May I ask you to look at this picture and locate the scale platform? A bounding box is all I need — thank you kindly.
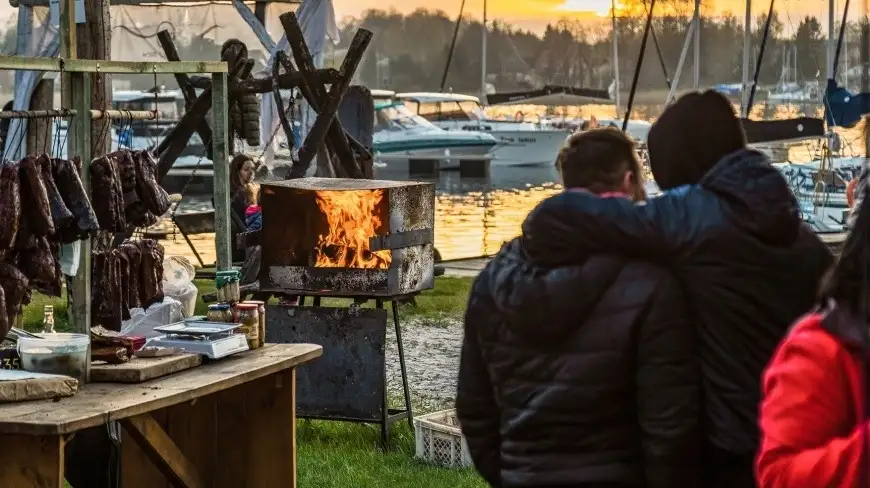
[147,321,249,359]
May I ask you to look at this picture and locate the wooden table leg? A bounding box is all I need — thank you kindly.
[242,368,297,488]
[121,413,205,488]
[0,434,65,487]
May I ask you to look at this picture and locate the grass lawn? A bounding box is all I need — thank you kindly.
[32,275,483,488]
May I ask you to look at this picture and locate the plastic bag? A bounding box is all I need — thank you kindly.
[59,241,81,276]
[162,256,198,316]
[121,296,186,338]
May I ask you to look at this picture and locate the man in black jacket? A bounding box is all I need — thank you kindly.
[457,128,700,488]
[521,91,833,488]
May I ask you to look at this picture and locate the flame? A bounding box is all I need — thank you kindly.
[313,189,391,269]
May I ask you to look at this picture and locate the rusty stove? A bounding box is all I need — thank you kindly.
[259,177,435,297]
[260,177,435,448]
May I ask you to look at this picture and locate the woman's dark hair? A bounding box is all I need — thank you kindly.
[819,195,870,318]
[647,90,746,190]
[230,154,253,193]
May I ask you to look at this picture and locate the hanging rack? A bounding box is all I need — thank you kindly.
[0,0,230,382]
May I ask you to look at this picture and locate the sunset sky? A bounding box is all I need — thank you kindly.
[0,0,852,35]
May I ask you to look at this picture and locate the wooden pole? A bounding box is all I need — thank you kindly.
[212,72,232,271]
[76,0,112,159]
[26,79,53,155]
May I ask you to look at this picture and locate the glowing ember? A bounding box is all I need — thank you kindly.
[313,189,391,269]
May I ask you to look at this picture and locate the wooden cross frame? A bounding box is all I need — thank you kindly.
[152,13,375,181]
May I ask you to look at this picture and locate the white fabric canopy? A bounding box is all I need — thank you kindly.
[6,7,59,161]
[259,0,339,164]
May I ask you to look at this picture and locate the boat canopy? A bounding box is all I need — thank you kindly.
[741,117,825,144]
[486,85,612,106]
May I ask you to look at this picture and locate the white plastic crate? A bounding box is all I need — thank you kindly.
[414,409,474,469]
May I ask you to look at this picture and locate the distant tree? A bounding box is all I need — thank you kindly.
[794,16,825,81]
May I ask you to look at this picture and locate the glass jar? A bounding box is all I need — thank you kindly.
[207,303,234,323]
[243,300,266,347]
[234,303,259,349]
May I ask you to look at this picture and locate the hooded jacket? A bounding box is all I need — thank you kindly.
[456,234,700,488]
[756,304,870,488]
[520,148,833,458]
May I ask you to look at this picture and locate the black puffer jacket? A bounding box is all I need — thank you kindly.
[521,148,833,459]
[456,236,700,488]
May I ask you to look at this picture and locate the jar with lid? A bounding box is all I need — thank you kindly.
[243,300,266,347]
[207,303,234,323]
[234,303,259,349]
[215,270,242,303]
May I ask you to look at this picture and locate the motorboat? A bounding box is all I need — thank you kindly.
[396,92,569,167]
[373,101,498,169]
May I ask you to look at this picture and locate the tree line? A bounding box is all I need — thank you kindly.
[337,7,862,95]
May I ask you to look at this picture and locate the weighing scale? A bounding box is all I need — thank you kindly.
[146,322,249,359]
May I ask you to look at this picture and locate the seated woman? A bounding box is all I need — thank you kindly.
[224,154,259,262]
[755,173,870,487]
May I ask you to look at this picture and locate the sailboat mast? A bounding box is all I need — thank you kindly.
[612,0,621,114]
[829,0,836,79]
[741,0,752,116]
[481,0,488,100]
[693,0,701,88]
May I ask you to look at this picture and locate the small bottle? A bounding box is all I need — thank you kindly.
[42,305,55,334]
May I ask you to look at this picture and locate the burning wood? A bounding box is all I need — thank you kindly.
[313,190,390,269]
[259,178,436,296]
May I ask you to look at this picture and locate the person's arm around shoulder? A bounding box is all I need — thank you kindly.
[636,271,701,488]
[456,286,502,488]
[756,317,867,488]
[522,188,703,266]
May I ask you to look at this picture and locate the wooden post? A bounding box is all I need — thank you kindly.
[76,0,112,158]
[212,72,232,271]
[26,79,53,155]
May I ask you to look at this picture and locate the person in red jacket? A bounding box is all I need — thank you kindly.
[756,183,870,487]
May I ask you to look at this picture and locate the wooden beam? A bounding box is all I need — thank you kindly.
[156,29,214,159]
[286,23,373,178]
[211,72,232,272]
[26,79,53,155]
[0,56,228,74]
[77,0,112,160]
[121,414,205,488]
[14,0,301,5]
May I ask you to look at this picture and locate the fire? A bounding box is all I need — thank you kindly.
[313,189,391,269]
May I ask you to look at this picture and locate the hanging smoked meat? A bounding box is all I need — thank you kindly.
[134,151,171,216]
[52,158,99,242]
[111,150,157,228]
[90,156,126,232]
[36,154,73,233]
[117,240,142,309]
[19,237,61,297]
[92,251,124,331]
[0,286,9,342]
[19,156,54,238]
[0,263,28,320]
[138,239,165,310]
[0,161,21,248]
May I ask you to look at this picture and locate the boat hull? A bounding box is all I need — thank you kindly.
[487,130,567,167]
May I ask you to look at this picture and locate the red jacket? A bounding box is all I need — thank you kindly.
[756,309,870,487]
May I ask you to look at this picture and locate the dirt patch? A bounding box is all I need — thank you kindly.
[385,315,463,412]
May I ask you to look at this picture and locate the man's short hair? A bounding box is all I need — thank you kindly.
[556,127,640,192]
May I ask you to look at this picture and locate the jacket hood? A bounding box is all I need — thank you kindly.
[481,238,623,344]
[699,148,800,246]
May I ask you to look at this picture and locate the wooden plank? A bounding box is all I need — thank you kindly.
[0,344,322,436]
[26,79,53,155]
[213,381,249,488]
[243,369,297,488]
[166,396,217,488]
[121,413,205,488]
[0,434,65,488]
[0,374,78,403]
[212,71,232,271]
[90,354,203,383]
[0,56,228,74]
[122,409,168,487]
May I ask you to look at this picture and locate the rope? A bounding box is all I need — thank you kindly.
[623,0,657,132]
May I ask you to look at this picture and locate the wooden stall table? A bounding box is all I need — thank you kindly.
[0,343,322,488]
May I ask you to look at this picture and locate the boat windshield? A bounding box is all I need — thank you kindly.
[375,104,440,131]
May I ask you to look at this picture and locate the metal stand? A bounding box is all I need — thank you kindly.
[272,295,415,450]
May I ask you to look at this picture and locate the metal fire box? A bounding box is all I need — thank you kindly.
[259,177,436,296]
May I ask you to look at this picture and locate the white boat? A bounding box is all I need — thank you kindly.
[373,100,498,169]
[395,92,569,167]
[767,81,820,103]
